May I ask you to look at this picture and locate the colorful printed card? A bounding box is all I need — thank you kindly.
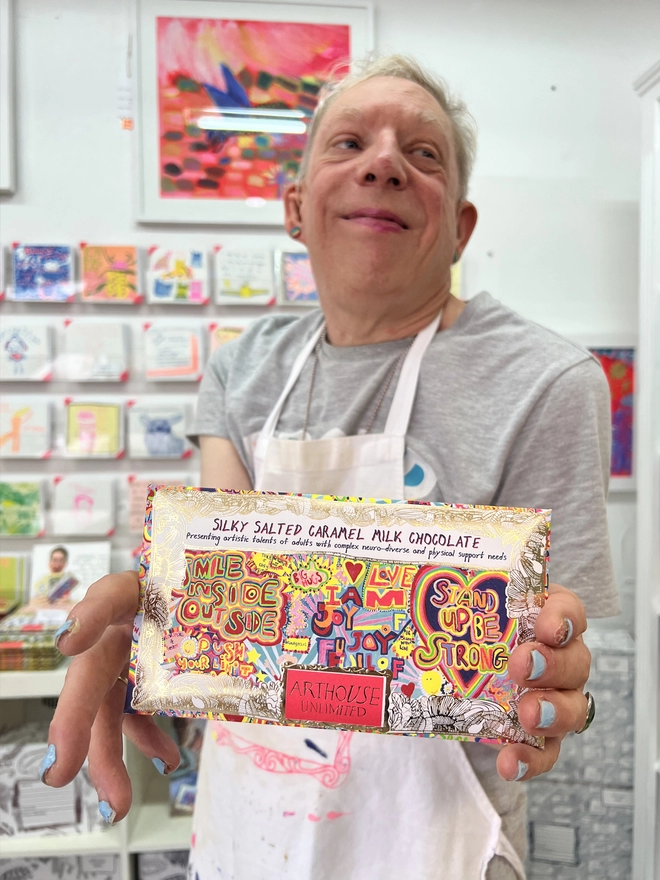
[58,322,129,382]
[0,553,29,616]
[80,244,141,304]
[50,475,115,537]
[143,323,204,382]
[208,320,250,354]
[0,397,51,459]
[65,401,123,458]
[589,348,634,482]
[0,481,44,537]
[10,245,75,302]
[127,401,192,459]
[128,488,550,746]
[277,251,319,306]
[146,248,209,305]
[214,247,275,306]
[0,323,53,381]
[30,541,111,604]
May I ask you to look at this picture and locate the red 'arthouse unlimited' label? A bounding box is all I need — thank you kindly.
[284,667,388,729]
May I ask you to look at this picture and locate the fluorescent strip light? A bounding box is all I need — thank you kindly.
[196,116,307,134]
[201,107,308,120]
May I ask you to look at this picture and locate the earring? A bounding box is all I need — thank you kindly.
[289,226,302,239]
[452,251,459,264]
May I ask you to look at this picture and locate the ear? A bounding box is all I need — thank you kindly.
[454,201,478,259]
[283,183,306,243]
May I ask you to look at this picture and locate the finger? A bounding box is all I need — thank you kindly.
[534,582,587,647]
[122,714,181,775]
[497,737,562,782]
[88,676,133,824]
[55,571,139,656]
[44,623,133,788]
[517,689,590,738]
[507,638,591,690]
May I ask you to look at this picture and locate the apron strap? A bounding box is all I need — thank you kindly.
[383,309,442,437]
[257,320,325,444]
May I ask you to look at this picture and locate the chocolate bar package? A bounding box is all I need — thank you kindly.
[127,487,550,746]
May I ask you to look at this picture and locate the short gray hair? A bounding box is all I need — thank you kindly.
[297,54,478,201]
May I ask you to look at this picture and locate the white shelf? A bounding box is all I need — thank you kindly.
[0,826,122,858]
[0,661,70,699]
[128,801,191,853]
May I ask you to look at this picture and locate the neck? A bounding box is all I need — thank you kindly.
[321,288,465,346]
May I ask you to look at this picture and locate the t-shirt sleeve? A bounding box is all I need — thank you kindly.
[188,343,236,445]
[494,356,620,618]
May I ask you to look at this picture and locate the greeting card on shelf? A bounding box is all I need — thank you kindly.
[146,247,209,305]
[127,400,193,459]
[57,321,129,382]
[143,322,204,382]
[126,473,192,533]
[50,475,116,537]
[80,244,142,304]
[214,246,275,306]
[208,319,251,354]
[0,553,29,616]
[127,488,549,748]
[0,397,51,459]
[276,250,319,306]
[0,322,53,381]
[29,541,111,604]
[65,400,124,458]
[0,480,44,537]
[10,245,75,302]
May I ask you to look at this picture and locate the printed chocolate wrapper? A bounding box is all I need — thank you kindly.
[127,487,550,747]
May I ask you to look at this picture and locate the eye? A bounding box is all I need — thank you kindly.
[412,147,439,161]
[335,138,360,150]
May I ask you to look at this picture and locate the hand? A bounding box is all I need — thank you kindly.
[42,571,180,824]
[497,582,590,782]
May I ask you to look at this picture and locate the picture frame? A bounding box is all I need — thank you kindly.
[572,334,636,492]
[0,0,16,194]
[134,0,373,225]
[276,248,319,306]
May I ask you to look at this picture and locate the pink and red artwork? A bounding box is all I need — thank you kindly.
[590,348,634,478]
[156,17,350,201]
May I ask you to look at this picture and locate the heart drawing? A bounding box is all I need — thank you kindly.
[409,566,517,699]
[344,561,364,583]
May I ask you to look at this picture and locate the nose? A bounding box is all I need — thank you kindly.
[358,133,407,189]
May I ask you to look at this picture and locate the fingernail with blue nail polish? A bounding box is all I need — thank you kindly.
[98,801,116,825]
[528,649,546,681]
[54,618,77,649]
[514,761,528,781]
[152,758,167,775]
[557,618,573,646]
[40,744,56,782]
[538,700,556,729]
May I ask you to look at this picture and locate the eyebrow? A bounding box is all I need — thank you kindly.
[327,105,451,145]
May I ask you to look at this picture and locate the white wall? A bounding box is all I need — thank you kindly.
[3,0,659,335]
[1,0,653,627]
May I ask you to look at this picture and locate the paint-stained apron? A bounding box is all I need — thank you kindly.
[189,313,525,880]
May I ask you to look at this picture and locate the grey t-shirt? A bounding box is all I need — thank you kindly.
[191,291,619,878]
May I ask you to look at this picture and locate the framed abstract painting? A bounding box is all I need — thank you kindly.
[589,346,635,491]
[134,0,373,225]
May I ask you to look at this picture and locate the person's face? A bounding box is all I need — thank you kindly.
[49,551,66,573]
[285,76,477,306]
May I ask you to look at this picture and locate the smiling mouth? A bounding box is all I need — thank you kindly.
[343,209,408,229]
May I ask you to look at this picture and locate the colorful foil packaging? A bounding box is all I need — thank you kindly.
[127,487,550,747]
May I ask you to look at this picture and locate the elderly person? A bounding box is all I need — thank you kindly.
[44,56,618,880]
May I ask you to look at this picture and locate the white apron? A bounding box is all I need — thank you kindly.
[189,313,525,880]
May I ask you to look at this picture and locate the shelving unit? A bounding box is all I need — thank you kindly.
[0,667,191,879]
